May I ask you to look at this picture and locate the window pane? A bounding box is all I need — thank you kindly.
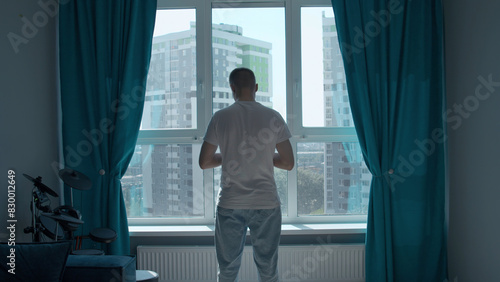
[142,9,197,129]
[210,7,287,216]
[123,144,204,217]
[297,142,370,216]
[301,7,354,128]
[274,168,288,216]
[211,7,286,117]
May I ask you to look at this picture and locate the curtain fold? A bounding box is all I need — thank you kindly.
[59,0,157,255]
[331,0,447,281]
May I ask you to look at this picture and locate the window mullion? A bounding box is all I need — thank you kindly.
[200,0,214,221]
[285,0,300,221]
[200,0,213,130]
[287,0,300,134]
[287,138,299,221]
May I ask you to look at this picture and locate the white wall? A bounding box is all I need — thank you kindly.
[444,0,500,281]
[0,1,60,242]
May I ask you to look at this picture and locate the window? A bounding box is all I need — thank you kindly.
[123,0,370,226]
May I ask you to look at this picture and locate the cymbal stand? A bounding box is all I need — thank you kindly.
[25,187,44,242]
[24,180,51,242]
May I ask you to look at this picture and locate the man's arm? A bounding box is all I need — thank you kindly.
[199,141,222,169]
[273,139,294,171]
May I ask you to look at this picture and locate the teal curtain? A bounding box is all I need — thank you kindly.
[331,0,447,281]
[59,0,157,255]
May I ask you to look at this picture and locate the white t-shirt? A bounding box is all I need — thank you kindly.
[203,101,292,209]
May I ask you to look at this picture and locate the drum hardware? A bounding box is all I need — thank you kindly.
[55,168,91,249]
[23,174,59,197]
[58,168,92,190]
[58,168,91,209]
[23,174,58,242]
[73,227,117,255]
[40,211,84,225]
[29,205,85,241]
[50,205,83,231]
[23,171,86,242]
[33,189,51,212]
[23,168,118,254]
[38,215,65,241]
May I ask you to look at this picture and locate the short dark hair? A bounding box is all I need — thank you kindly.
[229,67,256,91]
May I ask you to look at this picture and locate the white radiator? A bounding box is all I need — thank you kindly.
[137,244,365,282]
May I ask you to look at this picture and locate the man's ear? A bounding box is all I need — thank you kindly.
[255,83,259,93]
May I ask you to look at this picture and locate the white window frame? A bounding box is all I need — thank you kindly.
[128,0,368,226]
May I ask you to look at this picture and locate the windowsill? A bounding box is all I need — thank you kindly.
[129,223,366,237]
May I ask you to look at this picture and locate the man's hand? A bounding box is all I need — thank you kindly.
[199,141,222,169]
[273,139,294,171]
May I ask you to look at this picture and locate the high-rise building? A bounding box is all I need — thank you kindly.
[123,23,273,217]
[322,12,370,214]
[123,15,371,218]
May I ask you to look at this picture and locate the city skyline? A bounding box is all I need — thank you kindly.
[125,18,275,216]
[123,7,370,218]
[152,8,337,126]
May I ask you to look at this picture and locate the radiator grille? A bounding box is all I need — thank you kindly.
[137,244,365,282]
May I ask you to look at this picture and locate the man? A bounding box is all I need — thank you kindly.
[199,67,294,282]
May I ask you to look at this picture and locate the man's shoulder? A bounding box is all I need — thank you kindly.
[213,103,237,117]
[251,102,282,115]
[213,102,283,119]
[261,105,285,120]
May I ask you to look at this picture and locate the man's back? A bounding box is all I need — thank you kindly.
[199,67,293,282]
[204,101,291,209]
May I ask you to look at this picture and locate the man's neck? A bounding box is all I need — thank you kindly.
[237,97,255,102]
[235,92,255,102]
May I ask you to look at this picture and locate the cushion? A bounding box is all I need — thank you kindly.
[63,254,136,282]
[0,240,72,282]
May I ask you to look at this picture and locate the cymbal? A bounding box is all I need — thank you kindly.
[40,212,84,225]
[23,174,59,197]
[59,169,91,190]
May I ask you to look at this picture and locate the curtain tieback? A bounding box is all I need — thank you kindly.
[373,169,396,191]
[103,168,123,181]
